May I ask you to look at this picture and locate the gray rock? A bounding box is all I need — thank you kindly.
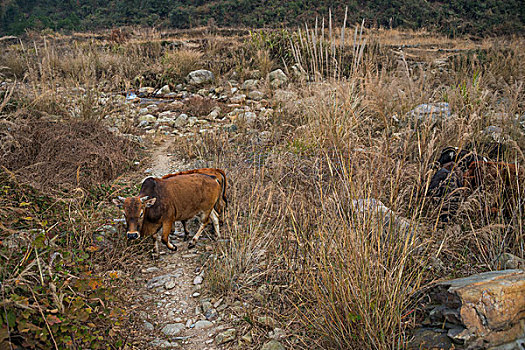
[143,320,154,331]
[156,85,170,96]
[204,308,218,321]
[409,102,451,123]
[139,107,149,115]
[268,69,288,89]
[194,320,214,330]
[241,79,259,91]
[215,328,236,345]
[269,328,286,340]
[165,279,176,290]
[146,274,177,289]
[351,198,417,246]
[261,340,286,350]
[161,323,185,336]
[238,112,257,124]
[247,90,264,101]
[496,253,525,269]
[230,94,246,104]
[186,70,215,86]
[201,301,213,313]
[193,275,204,285]
[139,87,155,95]
[139,114,156,123]
[149,339,180,348]
[173,114,188,128]
[257,316,276,328]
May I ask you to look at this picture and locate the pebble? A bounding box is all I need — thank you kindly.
[215,328,237,345]
[194,320,214,330]
[192,292,201,298]
[165,279,176,290]
[161,323,185,336]
[143,320,154,331]
[193,275,203,285]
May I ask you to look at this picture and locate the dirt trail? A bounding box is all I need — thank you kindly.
[127,139,229,350]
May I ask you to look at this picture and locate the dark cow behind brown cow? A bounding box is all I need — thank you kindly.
[113,173,221,252]
[428,147,525,220]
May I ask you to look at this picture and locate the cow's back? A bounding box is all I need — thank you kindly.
[159,174,221,221]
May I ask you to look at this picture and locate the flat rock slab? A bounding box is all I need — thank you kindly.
[413,269,525,349]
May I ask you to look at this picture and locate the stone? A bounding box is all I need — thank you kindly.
[241,332,252,343]
[186,319,193,328]
[201,301,213,313]
[247,90,264,101]
[261,340,286,350]
[143,320,154,331]
[161,323,185,336]
[138,107,149,115]
[496,253,525,270]
[193,275,204,285]
[257,316,276,328]
[414,270,525,349]
[409,102,451,123]
[173,114,188,128]
[156,85,170,96]
[149,339,180,348]
[241,79,259,91]
[351,198,417,246]
[186,70,215,86]
[215,329,236,345]
[204,308,218,321]
[230,94,246,104]
[407,329,453,350]
[165,279,176,290]
[194,320,214,330]
[146,274,177,289]
[269,328,286,340]
[238,112,257,124]
[139,114,156,123]
[273,89,297,103]
[139,87,155,95]
[268,69,288,89]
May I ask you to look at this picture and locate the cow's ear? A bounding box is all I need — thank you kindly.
[112,198,123,208]
[144,197,157,208]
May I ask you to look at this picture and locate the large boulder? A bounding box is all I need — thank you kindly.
[410,269,525,349]
[186,69,215,86]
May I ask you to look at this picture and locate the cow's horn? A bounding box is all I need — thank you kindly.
[118,196,126,201]
[140,196,149,202]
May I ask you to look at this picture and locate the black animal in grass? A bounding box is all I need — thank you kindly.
[427,147,487,222]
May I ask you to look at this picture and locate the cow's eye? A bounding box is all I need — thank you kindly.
[140,212,144,218]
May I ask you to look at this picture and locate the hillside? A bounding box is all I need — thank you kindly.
[1,0,524,36]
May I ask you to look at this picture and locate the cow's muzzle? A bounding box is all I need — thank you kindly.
[127,232,139,240]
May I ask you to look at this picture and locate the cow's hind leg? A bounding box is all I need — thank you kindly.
[181,220,190,241]
[162,220,177,251]
[188,213,211,249]
[210,209,220,239]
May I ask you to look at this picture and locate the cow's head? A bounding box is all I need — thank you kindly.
[113,195,156,239]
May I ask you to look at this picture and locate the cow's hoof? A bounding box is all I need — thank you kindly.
[183,235,189,242]
[188,242,195,249]
[166,242,177,251]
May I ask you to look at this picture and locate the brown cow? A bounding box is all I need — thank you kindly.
[113,173,221,252]
[162,168,227,241]
[463,161,524,190]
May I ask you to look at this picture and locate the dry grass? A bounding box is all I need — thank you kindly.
[1,26,524,349]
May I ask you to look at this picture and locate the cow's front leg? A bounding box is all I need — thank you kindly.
[162,220,177,251]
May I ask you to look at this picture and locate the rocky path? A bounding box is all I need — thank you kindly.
[126,139,236,350]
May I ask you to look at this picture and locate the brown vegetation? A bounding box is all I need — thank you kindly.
[0,25,524,349]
